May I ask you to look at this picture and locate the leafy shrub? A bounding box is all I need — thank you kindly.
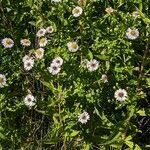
[0,0,150,149]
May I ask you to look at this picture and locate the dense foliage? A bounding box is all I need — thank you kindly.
[0,0,150,149]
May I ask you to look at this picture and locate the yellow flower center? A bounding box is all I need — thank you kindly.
[0,77,4,83]
[74,8,80,14]
[40,38,46,44]
[71,43,78,49]
[131,30,136,36]
[6,39,13,45]
[36,49,42,55]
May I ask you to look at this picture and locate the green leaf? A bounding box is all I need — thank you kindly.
[70,130,79,137]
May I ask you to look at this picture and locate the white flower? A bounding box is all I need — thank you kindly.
[132,11,140,17]
[51,0,61,2]
[48,63,61,75]
[114,89,127,102]
[72,6,83,17]
[67,41,79,52]
[105,7,114,14]
[1,38,14,48]
[35,48,44,59]
[101,74,108,83]
[126,28,139,40]
[24,94,36,107]
[52,57,63,67]
[22,55,32,63]
[87,59,99,72]
[0,74,6,88]
[78,111,90,124]
[36,28,46,37]
[39,37,48,47]
[46,26,54,33]
[20,39,31,46]
[23,58,34,71]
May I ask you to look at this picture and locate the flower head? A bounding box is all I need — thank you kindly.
[48,63,61,75]
[0,74,6,88]
[78,111,90,124]
[24,94,36,107]
[46,26,54,33]
[114,89,127,102]
[36,28,46,37]
[39,37,48,47]
[35,48,44,59]
[87,59,99,72]
[101,74,108,83]
[1,38,14,48]
[132,11,140,17]
[126,28,139,40]
[105,7,114,14]
[20,39,31,46]
[67,41,79,52]
[23,58,34,71]
[52,57,63,67]
[72,6,83,17]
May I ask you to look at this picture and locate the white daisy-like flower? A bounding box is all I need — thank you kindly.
[20,39,31,46]
[46,26,54,33]
[38,37,48,47]
[23,59,34,71]
[126,28,139,40]
[0,74,6,88]
[36,28,46,37]
[105,7,114,14]
[1,38,14,48]
[78,111,90,124]
[87,59,99,72]
[132,11,140,17]
[48,63,61,75]
[35,48,44,59]
[52,57,63,67]
[67,41,79,52]
[51,0,61,2]
[101,74,108,83]
[22,55,33,63]
[72,6,83,17]
[114,89,127,102]
[24,94,36,107]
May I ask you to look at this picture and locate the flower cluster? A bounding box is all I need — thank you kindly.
[48,57,63,75]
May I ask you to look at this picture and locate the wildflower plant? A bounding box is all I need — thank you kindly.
[0,0,150,149]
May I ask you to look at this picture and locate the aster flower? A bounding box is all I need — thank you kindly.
[72,6,83,17]
[22,55,32,63]
[46,26,54,33]
[101,74,108,83]
[0,74,6,88]
[48,63,61,75]
[105,7,114,14]
[126,28,139,40]
[132,11,140,17]
[87,59,99,72]
[23,58,34,71]
[36,28,46,37]
[52,57,63,67]
[78,111,90,124]
[114,89,127,102]
[67,41,79,52]
[1,38,14,48]
[20,39,31,46]
[38,37,48,47]
[35,48,44,59]
[24,94,36,107]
